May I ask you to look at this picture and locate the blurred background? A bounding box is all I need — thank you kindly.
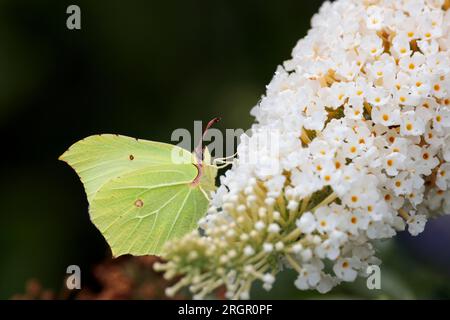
[1,0,449,299]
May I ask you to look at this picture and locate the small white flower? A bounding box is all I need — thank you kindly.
[400,110,427,136]
[268,223,281,233]
[367,87,390,106]
[314,206,337,234]
[316,274,338,294]
[255,220,265,231]
[296,212,316,234]
[263,243,274,253]
[275,241,284,251]
[294,263,322,290]
[292,243,303,254]
[243,245,255,256]
[372,105,401,127]
[287,200,299,211]
[407,213,427,236]
[436,163,450,190]
[263,273,275,285]
[333,258,359,282]
[366,6,384,30]
[392,34,412,58]
[360,34,384,57]
[399,52,426,73]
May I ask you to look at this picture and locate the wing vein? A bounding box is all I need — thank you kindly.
[157,188,193,252]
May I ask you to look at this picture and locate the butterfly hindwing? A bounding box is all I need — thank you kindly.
[90,164,208,256]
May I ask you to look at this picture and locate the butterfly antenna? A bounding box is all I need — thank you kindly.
[213,151,237,168]
[194,117,221,164]
[214,151,238,162]
[192,117,221,186]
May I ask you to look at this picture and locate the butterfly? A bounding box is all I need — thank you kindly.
[60,118,221,256]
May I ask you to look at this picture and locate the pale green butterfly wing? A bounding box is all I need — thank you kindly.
[59,134,216,257]
[90,164,208,256]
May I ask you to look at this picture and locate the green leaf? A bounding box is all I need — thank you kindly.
[59,134,217,256]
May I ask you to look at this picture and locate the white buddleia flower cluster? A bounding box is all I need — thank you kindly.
[155,0,450,299]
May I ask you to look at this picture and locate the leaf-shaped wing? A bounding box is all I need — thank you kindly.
[60,134,216,257]
[90,164,208,256]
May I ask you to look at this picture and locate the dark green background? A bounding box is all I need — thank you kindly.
[1,0,449,299]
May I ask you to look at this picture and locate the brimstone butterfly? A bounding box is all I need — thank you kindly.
[59,119,220,257]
